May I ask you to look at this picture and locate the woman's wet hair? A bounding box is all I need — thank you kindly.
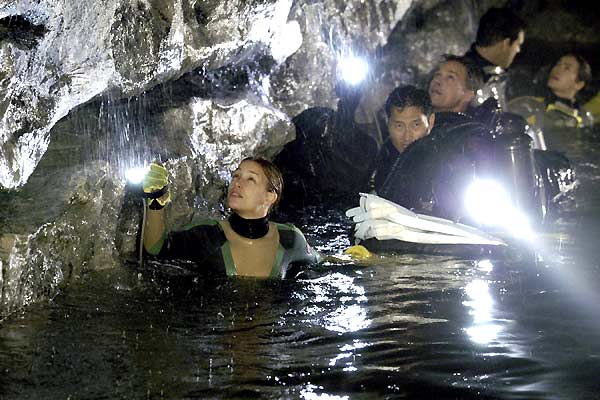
[241,156,283,211]
[385,85,433,118]
[561,53,592,84]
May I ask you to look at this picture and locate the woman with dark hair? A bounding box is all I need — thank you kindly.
[509,52,592,135]
[544,53,592,127]
[141,157,320,279]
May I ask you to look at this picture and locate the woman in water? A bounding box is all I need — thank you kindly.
[509,52,592,133]
[507,52,592,150]
[544,52,592,127]
[142,157,320,279]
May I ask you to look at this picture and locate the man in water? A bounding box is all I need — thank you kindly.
[378,57,487,219]
[373,85,435,192]
[462,7,526,109]
[428,55,482,115]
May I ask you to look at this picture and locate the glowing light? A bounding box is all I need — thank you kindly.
[338,55,368,85]
[125,166,149,184]
[466,324,502,344]
[464,178,534,239]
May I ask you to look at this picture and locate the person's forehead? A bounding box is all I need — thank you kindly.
[236,160,263,176]
[558,55,578,67]
[439,61,467,76]
[390,105,427,120]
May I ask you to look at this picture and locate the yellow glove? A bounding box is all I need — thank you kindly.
[343,245,373,260]
[143,162,171,210]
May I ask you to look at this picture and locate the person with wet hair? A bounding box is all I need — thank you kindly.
[463,7,526,109]
[544,53,592,127]
[508,52,593,141]
[428,55,484,115]
[377,57,492,219]
[142,157,320,279]
[373,85,435,192]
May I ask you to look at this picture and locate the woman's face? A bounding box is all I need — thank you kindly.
[227,160,276,219]
[547,55,584,98]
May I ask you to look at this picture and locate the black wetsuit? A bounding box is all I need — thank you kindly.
[378,112,493,220]
[275,104,378,207]
[147,215,320,279]
[372,140,401,193]
[463,45,509,109]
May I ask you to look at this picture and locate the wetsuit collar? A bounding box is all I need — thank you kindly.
[546,90,578,109]
[228,212,269,239]
[464,45,506,80]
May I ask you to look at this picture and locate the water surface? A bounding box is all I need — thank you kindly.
[1,128,600,399]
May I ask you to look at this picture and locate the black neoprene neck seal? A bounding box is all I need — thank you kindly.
[228,212,269,239]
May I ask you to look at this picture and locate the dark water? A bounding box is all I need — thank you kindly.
[2,129,600,399]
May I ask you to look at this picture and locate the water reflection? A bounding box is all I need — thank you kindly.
[295,273,370,334]
[300,384,349,400]
[328,340,369,370]
[463,279,502,345]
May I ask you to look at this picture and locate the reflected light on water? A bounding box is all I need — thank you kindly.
[329,340,369,367]
[298,273,370,334]
[301,384,349,400]
[323,304,370,334]
[463,279,502,345]
[476,259,494,273]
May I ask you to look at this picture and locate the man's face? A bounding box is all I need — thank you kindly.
[547,55,585,97]
[428,60,473,113]
[500,30,524,69]
[387,105,434,152]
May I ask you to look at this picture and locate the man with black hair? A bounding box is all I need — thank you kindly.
[463,7,526,109]
[377,57,491,218]
[373,85,435,191]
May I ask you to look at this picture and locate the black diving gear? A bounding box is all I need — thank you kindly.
[228,212,270,239]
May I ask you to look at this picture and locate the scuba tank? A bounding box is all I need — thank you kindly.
[475,112,546,227]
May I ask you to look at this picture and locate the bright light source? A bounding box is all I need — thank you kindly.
[465,179,509,226]
[125,166,149,184]
[464,178,534,239]
[338,55,368,85]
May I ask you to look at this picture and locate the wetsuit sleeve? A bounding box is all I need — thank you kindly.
[278,223,321,266]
